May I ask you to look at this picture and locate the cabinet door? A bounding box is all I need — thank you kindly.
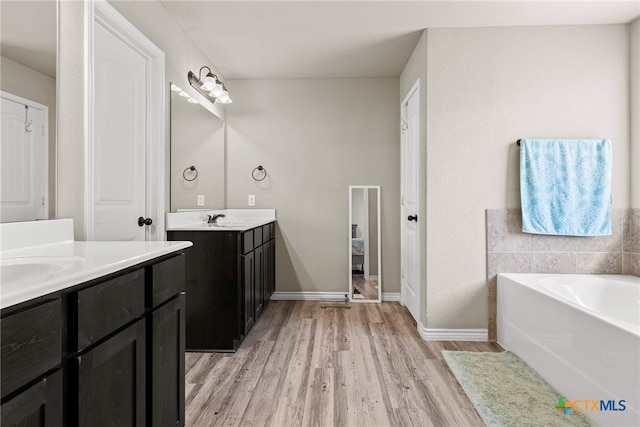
[242,251,254,334]
[76,320,145,427]
[265,239,275,298]
[0,369,62,427]
[254,245,264,318]
[150,294,185,427]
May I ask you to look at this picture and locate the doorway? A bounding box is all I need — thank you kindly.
[400,79,421,323]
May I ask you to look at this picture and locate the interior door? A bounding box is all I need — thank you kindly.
[401,84,420,323]
[1,94,47,222]
[92,21,147,241]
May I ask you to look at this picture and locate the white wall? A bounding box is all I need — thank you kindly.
[57,0,86,238]
[225,78,400,293]
[1,56,57,219]
[631,18,640,208]
[424,25,630,329]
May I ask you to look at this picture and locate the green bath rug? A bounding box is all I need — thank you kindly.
[442,351,592,427]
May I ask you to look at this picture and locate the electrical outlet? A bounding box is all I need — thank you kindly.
[248,194,256,206]
[197,195,205,206]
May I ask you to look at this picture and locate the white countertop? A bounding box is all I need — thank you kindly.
[166,209,276,231]
[1,219,192,310]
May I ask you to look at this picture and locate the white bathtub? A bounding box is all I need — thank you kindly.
[498,274,640,427]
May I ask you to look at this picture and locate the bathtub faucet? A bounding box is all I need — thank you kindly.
[207,213,226,224]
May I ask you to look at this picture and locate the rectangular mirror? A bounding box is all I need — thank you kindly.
[1,0,57,222]
[349,185,381,303]
[169,82,225,211]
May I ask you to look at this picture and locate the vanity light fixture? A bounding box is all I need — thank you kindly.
[188,66,232,105]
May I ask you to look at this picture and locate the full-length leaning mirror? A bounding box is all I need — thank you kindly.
[349,185,382,303]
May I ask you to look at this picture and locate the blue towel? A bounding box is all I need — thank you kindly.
[520,139,612,236]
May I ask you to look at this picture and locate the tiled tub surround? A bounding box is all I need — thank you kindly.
[487,208,640,341]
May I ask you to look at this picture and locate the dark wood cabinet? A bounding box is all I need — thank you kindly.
[264,239,275,298]
[150,294,185,427]
[168,222,276,352]
[242,250,255,335]
[0,252,187,427]
[75,320,146,427]
[1,299,62,398]
[254,244,264,319]
[0,369,63,427]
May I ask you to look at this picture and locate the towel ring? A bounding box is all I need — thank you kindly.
[183,165,198,181]
[252,165,267,182]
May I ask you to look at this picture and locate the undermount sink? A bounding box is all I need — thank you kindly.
[1,256,84,284]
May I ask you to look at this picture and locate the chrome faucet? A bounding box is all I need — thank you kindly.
[207,213,226,224]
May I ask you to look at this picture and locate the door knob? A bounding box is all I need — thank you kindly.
[138,217,153,227]
[407,215,418,222]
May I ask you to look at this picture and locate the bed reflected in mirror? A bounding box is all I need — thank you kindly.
[349,185,381,303]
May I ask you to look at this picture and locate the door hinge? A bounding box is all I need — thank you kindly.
[401,196,404,206]
[41,195,45,206]
[42,126,45,136]
[401,267,405,278]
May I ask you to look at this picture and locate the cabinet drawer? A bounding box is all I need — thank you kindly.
[242,230,253,254]
[253,226,263,248]
[262,224,272,243]
[76,270,145,351]
[1,300,62,398]
[149,255,185,308]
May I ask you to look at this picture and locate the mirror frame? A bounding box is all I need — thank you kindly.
[348,185,382,303]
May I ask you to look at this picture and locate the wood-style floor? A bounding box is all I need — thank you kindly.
[352,274,379,300]
[185,301,502,427]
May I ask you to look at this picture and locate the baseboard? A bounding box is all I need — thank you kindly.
[270,291,347,301]
[270,291,401,302]
[381,292,400,302]
[418,322,488,341]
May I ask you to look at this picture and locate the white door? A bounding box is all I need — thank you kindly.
[0,93,47,222]
[93,21,147,241]
[88,2,165,241]
[401,82,420,323]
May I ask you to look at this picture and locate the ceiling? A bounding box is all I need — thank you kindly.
[159,0,640,80]
[0,1,637,81]
[0,1,57,78]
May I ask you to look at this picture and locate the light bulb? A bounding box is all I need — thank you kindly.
[217,93,232,104]
[209,84,224,98]
[170,84,181,92]
[179,91,190,97]
[187,97,198,104]
[200,74,216,91]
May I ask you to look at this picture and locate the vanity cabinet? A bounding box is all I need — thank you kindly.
[168,222,276,352]
[0,252,187,427]
[1,299,63,427]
